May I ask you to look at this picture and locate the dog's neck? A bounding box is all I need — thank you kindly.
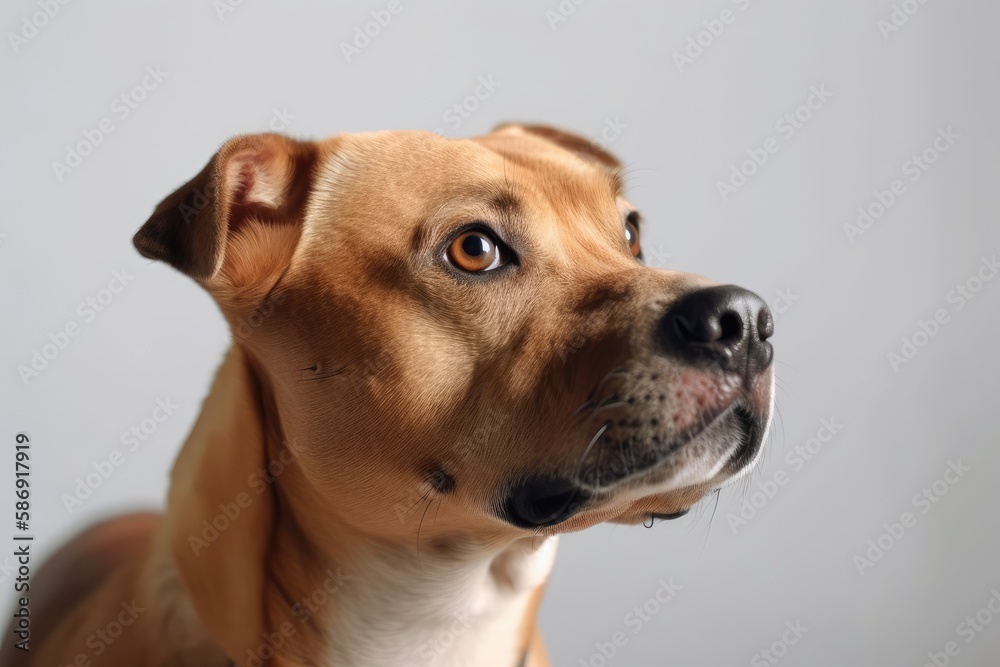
[262,459,556,667]
[291,531,555,667]
[163,347,553,666]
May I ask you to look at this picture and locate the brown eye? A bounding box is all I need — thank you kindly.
[447,229,504,272]
[625,213,641,258]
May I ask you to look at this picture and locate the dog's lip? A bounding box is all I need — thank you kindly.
[723,403,763,474]
[577,396,767,492]
[500,401,766,529]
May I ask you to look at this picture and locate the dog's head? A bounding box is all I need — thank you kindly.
[136,125,773,548]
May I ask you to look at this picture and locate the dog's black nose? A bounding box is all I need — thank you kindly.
[501,476,588,528]
[657,285,773,375]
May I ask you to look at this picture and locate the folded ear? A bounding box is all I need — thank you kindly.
[492,122,622,170]
[134,133,317,303]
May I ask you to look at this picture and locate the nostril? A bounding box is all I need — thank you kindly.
[757,307,774,341]
[718,311,744,343]
[672,310,743,345]
[674,314,721,344]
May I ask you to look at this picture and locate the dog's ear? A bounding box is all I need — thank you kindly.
[166,347,276,661]
[492,123,622,170]
[134,133,317,304]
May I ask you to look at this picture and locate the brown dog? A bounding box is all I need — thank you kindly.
[7,124,774,667]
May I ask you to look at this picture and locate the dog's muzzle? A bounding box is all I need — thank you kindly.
[500,285,775,529]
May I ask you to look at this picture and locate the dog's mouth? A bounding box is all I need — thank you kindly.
[575,397,767,490]
[500,387,772,529]
[725,403,764,473]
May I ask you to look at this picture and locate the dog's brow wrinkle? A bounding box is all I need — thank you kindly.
[485,188,522,219]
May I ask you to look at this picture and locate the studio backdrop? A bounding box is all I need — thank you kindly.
[3,1,998,665]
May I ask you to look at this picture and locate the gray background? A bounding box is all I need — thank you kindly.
[3,1,999,665]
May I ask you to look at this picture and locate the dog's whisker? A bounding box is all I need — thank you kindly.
[402,488,433,519]
[571,367,628,422]
[415,497,435,570]
[431,493,443,531]
[592,400,627,413]
[590,367,627,397]
[572,422,610,486]
[699,488,723,554]
[773,401,787,451]
[596,435,608,487]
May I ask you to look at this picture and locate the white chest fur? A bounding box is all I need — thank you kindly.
[323,537,558,667]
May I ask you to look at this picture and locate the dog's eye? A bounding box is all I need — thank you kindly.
[625,212,641,258]
[447,229,505,273]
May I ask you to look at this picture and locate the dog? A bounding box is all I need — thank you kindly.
[6,124,774,667]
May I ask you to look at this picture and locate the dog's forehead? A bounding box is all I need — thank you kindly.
[302,129,626,251]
